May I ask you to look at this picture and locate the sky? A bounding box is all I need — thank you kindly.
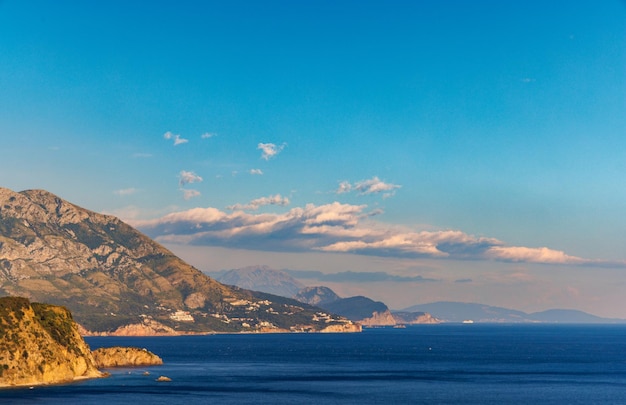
[1,1,625,317]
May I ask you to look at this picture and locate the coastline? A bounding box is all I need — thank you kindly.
[0,372,109,390]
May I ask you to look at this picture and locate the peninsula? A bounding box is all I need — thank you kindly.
[0,297,165,388]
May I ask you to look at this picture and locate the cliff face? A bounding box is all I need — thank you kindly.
[359,310,398,326]
[0,297,104,387]
[0,188,357,334]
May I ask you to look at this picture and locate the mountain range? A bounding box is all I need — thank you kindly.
[404,302,626,323]
[0,187,359,334]
[211,266,624,324]
[212,267,437,325]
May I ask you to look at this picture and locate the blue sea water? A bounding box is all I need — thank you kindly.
[2,324,626,404]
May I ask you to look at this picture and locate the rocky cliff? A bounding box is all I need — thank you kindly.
[0,297,104,387]
[0,188,357,334]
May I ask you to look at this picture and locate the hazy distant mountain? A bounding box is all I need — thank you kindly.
[403,302,528,323]
[212,265,304,298]
[207,266,439,325]
[0,187,359,334]
[404,301,625,324]
[323,296,389,321]
[295,285,437,325]
[296,286,389,322]
[527,309,623,324]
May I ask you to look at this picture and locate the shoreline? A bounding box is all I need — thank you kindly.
[0,372,109,390]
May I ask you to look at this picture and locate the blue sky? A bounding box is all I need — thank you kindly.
[1,1,625,316]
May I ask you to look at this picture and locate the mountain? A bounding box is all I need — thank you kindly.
[403,302,529,323]
[294,286,341,306]
[208,266,439,326]
[0,188,359,334]
[295,285,437,325]
[404,302,625,324]
[323,296,388,321]
[211,265,304,298]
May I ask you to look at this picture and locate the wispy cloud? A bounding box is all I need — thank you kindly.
[201,132,217,139]
[258,142,286,160]
[249,169,263,175]
[227,194,290,211]
[336,181,352,194]
[132,201,616,267]
[113,188,137,196]
[179,170,203,187]
[164,131,188,146]
[285,269,437,283]
[336,176,401,198]
[182,189,201,200]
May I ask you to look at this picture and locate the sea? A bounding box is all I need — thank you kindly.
[2,324,626,404]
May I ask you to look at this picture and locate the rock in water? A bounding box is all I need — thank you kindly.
[91,347,163,368]
[0,297,105,388]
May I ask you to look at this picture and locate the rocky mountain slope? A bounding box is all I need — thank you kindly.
[0,296,104,387]
[0,188,358,334]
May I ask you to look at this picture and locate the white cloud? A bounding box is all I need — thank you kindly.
[227,194,290,211]
[354,176,401,195]
[335,177,401,197]
[132,201,614,268]
[258,142,286,160]
[336,181,352,194]
[179,170,203,187]
[113,188,137,196]
[249,169,263,175]
[182,189,201,200]
[164,131,188,146]
[201,132,216,139]
[485,246,586,265]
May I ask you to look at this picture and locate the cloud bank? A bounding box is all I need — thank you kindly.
[131,201,613,267]
[284,269,437,283]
